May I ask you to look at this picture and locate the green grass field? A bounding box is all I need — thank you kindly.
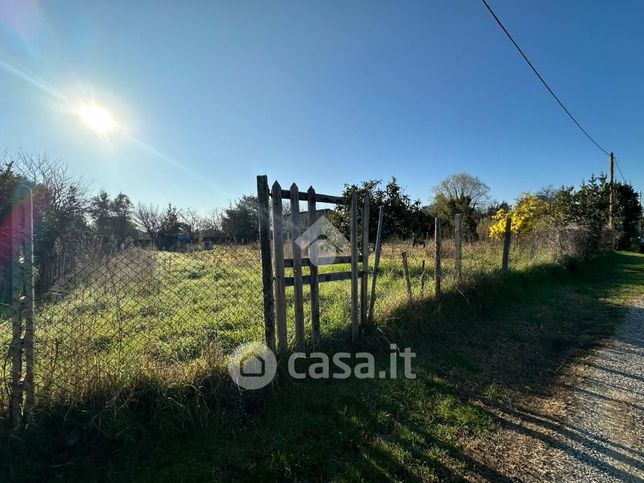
[3,236,642,480]
[2,250,641,480]
[1,237,554,410]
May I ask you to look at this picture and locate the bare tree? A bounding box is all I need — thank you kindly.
[12,152,91,293]
[135,203,162,241]
[432,173,490,210]
[179,207,203,234]
[16,152,90,213]
[431,173,491,240]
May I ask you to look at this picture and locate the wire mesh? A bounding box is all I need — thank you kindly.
[0,222,589,412]
[31,242,263,406]
[0,222,11,413]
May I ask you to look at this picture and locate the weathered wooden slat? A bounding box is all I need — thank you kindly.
[285,270,362,287]
[350,192,359,344]
[360,195,369,328]
[284,255,352,267]
[271,181,287,352]
[367,206,384,324]
[307,186,320,347]
[257,175,275,350]
[272,189,348,205]
[290,184,305,351]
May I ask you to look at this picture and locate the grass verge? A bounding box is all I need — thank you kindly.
[1,251,642,481]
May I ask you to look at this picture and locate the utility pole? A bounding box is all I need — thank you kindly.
[640,191,644,236]
[609,152,615,230]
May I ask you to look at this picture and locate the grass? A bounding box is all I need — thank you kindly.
[1,238,541,408]
[1,244,642,480]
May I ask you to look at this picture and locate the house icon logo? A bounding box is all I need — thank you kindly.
[228,342,277,390]
[295,216,349,267]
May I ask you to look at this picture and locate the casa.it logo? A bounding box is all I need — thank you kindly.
[295,215,348,267]
[228,342,417,390]
[227,342,278,390]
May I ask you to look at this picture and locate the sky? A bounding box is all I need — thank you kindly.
[0,0,642,212]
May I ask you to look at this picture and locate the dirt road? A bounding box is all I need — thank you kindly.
[468,300,644,481]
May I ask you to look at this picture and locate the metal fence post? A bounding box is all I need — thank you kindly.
[8,185,35,426]
[22,187,35,422]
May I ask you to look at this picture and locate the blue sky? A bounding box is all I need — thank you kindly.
[1,0,642,211]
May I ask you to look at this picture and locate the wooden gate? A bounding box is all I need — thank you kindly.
[257,175,370,351]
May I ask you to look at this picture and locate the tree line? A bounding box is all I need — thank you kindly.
[0,152,641,300]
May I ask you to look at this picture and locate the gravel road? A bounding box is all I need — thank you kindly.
[549,301,644,481]
[465,299,644,482]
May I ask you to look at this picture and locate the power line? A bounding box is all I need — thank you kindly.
[480,0,610,156]
[614,158,626,183]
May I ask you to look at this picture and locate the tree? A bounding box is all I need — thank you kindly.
[220,195,259,242]
[330,178,432,241]
[110,193,135,245]
[89,191,135,246]
[197,208,225,241]
[89,191,112,238]
[547,174,641,254]
[489,193,550,238]
[615,183,642,250]
[179,207,201,235]
[430,173,490,239]
[13,152,91,294]
[0,159,20,303]
[135,203,162,244]
[551,175,609,254]
[432,173,490,209]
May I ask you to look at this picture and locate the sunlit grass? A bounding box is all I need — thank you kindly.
[0,237,561,409]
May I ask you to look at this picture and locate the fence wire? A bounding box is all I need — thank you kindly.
[1,243,263,408]
[0,222,11,413]
[0,224,587,412]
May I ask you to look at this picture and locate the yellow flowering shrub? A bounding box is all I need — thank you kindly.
[489,194,550,239]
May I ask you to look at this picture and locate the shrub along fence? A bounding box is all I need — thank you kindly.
[1,189,586,426]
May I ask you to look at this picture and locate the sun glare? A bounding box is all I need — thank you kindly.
[77,104,116,135]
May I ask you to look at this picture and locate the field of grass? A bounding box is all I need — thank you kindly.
[1,248,641,480]
[1,236,555,411]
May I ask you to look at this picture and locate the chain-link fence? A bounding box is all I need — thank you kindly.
[0,214,589,417]
[33,243,263,407]
[0,221,11,416]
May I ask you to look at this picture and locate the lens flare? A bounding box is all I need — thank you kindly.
[77,104,116,134]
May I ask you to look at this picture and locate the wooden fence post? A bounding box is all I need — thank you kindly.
[360,195,369,328]
[401,252,412,302]
[350,192,359,345]
[434,218,442,298]
[257,175,275,351]
[454,213,462,284]
[307,186,321,347]
[367,206,384,325]
[290,184,305,351]
[420,259,427,295]
[502,216,512,271]
[271,181,287,352]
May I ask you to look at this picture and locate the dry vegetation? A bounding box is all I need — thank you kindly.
[1,232,566,411]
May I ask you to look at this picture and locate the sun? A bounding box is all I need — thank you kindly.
[77,103,116,135]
